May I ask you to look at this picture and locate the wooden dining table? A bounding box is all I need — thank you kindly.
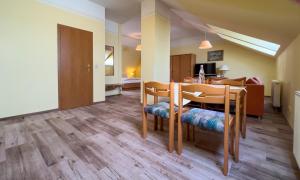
[173,83,247,162]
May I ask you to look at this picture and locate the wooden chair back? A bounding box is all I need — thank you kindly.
[143,81,174,105]
[207,77,227,84]
[178,84,230,105]
[211,77,246,86]
[183,77,194,83]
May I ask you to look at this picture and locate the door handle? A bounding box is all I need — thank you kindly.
[87,64,91,72]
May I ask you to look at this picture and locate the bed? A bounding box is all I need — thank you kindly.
[122,78,141,90]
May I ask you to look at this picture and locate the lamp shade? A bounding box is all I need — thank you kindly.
[219,65,230,71]
[198,40,212,49]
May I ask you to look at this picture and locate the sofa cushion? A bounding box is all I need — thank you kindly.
[246,78,259,85]
[253,77,263,85]
[247,77,263,85]
[144,102,177,119]
[181,108,226,133]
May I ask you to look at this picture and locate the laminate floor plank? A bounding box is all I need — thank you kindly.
[33,128,80,166]
[66,117,99,137]
[117,132,227,180]
[97,167,123,180]
[4,122,27,149]
[0,126,5,163]
[50,159,100,180]
[3,143,54,180]
[0,90,299,179]
[87,133,167,180]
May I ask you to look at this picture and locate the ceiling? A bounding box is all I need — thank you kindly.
[120,12,219,48]
[91,0,300,56]
[90,0,219,48]
[90,0,142,23]
[161,0,300,55]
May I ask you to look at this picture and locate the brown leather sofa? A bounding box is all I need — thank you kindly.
[246,78,264,119]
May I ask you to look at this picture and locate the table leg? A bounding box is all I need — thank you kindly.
[242,94,247,138]
[234,93,240,162]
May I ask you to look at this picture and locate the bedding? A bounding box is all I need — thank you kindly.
[122,78,141,84]
[122,78,141,90]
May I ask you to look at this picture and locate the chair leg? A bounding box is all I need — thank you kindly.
[154,116,158,131]
[177,121,183,155]
[168,117,174,153]
[223,127,229,176]
[230,125,235,156]
[242,114,246,139]
[186,123,190,141]
[242,95,247,138]
[142,111,148,138]
[160,117,164,131]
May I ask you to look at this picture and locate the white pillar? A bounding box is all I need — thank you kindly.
[141,0,171,83]
[140,0,171,103]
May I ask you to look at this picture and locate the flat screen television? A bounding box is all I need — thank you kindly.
[194,63,216,77]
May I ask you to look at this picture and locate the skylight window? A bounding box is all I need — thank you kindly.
[208,25,280,56]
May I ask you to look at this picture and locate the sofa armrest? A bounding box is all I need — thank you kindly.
[246,84,264,117]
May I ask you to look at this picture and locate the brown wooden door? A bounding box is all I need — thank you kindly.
[170,54,196,82]
[58,24,93,110]
[180,54,192,82]
[170,55,181,82]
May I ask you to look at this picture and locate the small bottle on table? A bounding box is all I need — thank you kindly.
[198,65,205,84]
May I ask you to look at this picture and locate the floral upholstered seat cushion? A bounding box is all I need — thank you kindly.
[181,108,226,133]
[144,102,177,119]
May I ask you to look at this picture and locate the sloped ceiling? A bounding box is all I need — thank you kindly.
[90,0,142,23]
[161,0,300,54]
[92,0,300,55]
[121,14,221,48]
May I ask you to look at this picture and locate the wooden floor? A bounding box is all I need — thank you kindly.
[0,90,299,180]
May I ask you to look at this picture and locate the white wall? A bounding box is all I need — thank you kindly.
[276,34,300,127]
[293,92,300,166]
[122,46,141,78]
[105,20,122,84]
[171,41,277,96]
[105,20,122,96]
[0,0,105,118]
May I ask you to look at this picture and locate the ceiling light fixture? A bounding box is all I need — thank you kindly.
[199,32,212,49]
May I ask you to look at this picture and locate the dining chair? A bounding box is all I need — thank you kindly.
[211,77,247,138]
[177,84,235,176]
[206,77,228,84]
[210,77,246,86]
[183,77,194,83]
[142,81,176,152]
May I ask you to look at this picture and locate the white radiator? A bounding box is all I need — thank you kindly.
[271,80,281,108]
[293,91,300,166]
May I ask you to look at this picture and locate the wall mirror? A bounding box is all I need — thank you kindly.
[105,45,114,76]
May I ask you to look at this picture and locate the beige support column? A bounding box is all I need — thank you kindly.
[141,0,170,83]
[141,0,170,103]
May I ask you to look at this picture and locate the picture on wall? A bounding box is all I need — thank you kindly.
[207,50,224,61]
[105,45,114,76]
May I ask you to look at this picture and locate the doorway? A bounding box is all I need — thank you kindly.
[58,24,93,110]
